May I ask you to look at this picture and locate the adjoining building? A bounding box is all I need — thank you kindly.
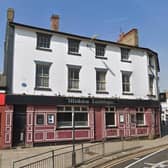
[160,92,168,124]
[0,8,160,148]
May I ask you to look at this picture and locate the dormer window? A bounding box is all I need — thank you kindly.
[36,33,51,51]
[121,48,130,62]
[95,43,106,59]
[68,38,81,55]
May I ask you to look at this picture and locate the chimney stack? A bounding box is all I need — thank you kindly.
[117,28,139,46]
[7,8,14,22]
[50,14,59,31]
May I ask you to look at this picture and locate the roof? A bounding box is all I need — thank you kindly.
[9,22,160,71]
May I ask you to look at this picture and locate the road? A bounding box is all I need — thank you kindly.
[111,148,168,168]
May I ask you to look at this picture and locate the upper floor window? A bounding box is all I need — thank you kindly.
[149,75,154,95]
[122,71,132,94]
[36,33,51,50]
[121,48,130,62]
[96,69,107,93]
[67,65,81,92]
[148,55,154,68]
[68,38,81,55]
[105,107,116,127]
[35,61,52,90]
[95,43,106,58]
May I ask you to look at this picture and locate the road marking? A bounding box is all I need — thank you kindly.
[124,148,167,168]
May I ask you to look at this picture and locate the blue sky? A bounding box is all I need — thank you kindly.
[0,0,168,91]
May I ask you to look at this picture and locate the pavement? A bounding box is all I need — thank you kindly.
[1,135,168,168]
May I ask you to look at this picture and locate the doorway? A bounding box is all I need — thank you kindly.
[12,105,26,147]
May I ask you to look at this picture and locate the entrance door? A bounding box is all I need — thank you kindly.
[12,105,26,146]
[94,107,103,141]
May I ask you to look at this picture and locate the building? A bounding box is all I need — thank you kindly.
[1,8,160,148]
[160,92,168,124]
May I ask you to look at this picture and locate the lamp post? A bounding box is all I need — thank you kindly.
[72,111,76,168]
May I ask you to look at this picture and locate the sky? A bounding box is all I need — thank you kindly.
[0,0,168,91]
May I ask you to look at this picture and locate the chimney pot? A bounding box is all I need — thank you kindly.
[7,8,14,22]
[50,14,59,31]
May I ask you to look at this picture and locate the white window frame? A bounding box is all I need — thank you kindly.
[96,69,107,92]
[121,48,130,61]
[136,108,145,126]
[37,33,51,49]
[57,106,89,128]
[122,71,132,94]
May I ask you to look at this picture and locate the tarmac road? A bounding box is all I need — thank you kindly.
[111,148,168,168]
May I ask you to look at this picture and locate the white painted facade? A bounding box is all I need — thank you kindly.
[11,25,159,100]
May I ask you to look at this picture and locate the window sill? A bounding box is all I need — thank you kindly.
[95,56,107,60]
[122,92,134,95]
[67,89,82,93]
[34,87,52,91]
[68,52,81,56]
[147,94,156,98]
[106,126,118,128]
[121,60,132,63]
[56,126,90,130]
[96,91,109,94]
[36,47,52,52]
[136,125,147,127]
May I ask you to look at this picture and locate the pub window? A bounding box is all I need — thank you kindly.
[136,108,145,125]
[57,113,72,127]
[36,114,44,125]
[47,114,55,124]
[105,107,116,127]
[57,106,88,128]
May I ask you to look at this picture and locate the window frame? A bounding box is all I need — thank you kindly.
[122,71,132,94]
[121,48,131,62]
[96,68,108,93]
[105,107,116,127]
[136,108,145,126]
[68,38,81,56]
[36,32,52,51]
[35,61,52,91]
[149,75,154,95]
[36,114,45,125]
[57,106,89,128]
[95,43,106,59]
[67,65,81,92]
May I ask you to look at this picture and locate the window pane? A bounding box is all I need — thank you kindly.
[36,64,50,88]
[106,113,115,126]
[121,48,129,60]
[136,113,144,125]
[96,44,105,56]
[96,71,106,91]
[37,33,51,49]
[57,113,72,127]
[68,68,80,89]
[36,115,44,125]
[122,73,130,92]
[75,113,88,126]
[68,39,80,53]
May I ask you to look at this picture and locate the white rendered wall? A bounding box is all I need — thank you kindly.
[12,27,159,100]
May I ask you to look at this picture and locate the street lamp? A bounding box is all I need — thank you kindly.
[72,111,76,167]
